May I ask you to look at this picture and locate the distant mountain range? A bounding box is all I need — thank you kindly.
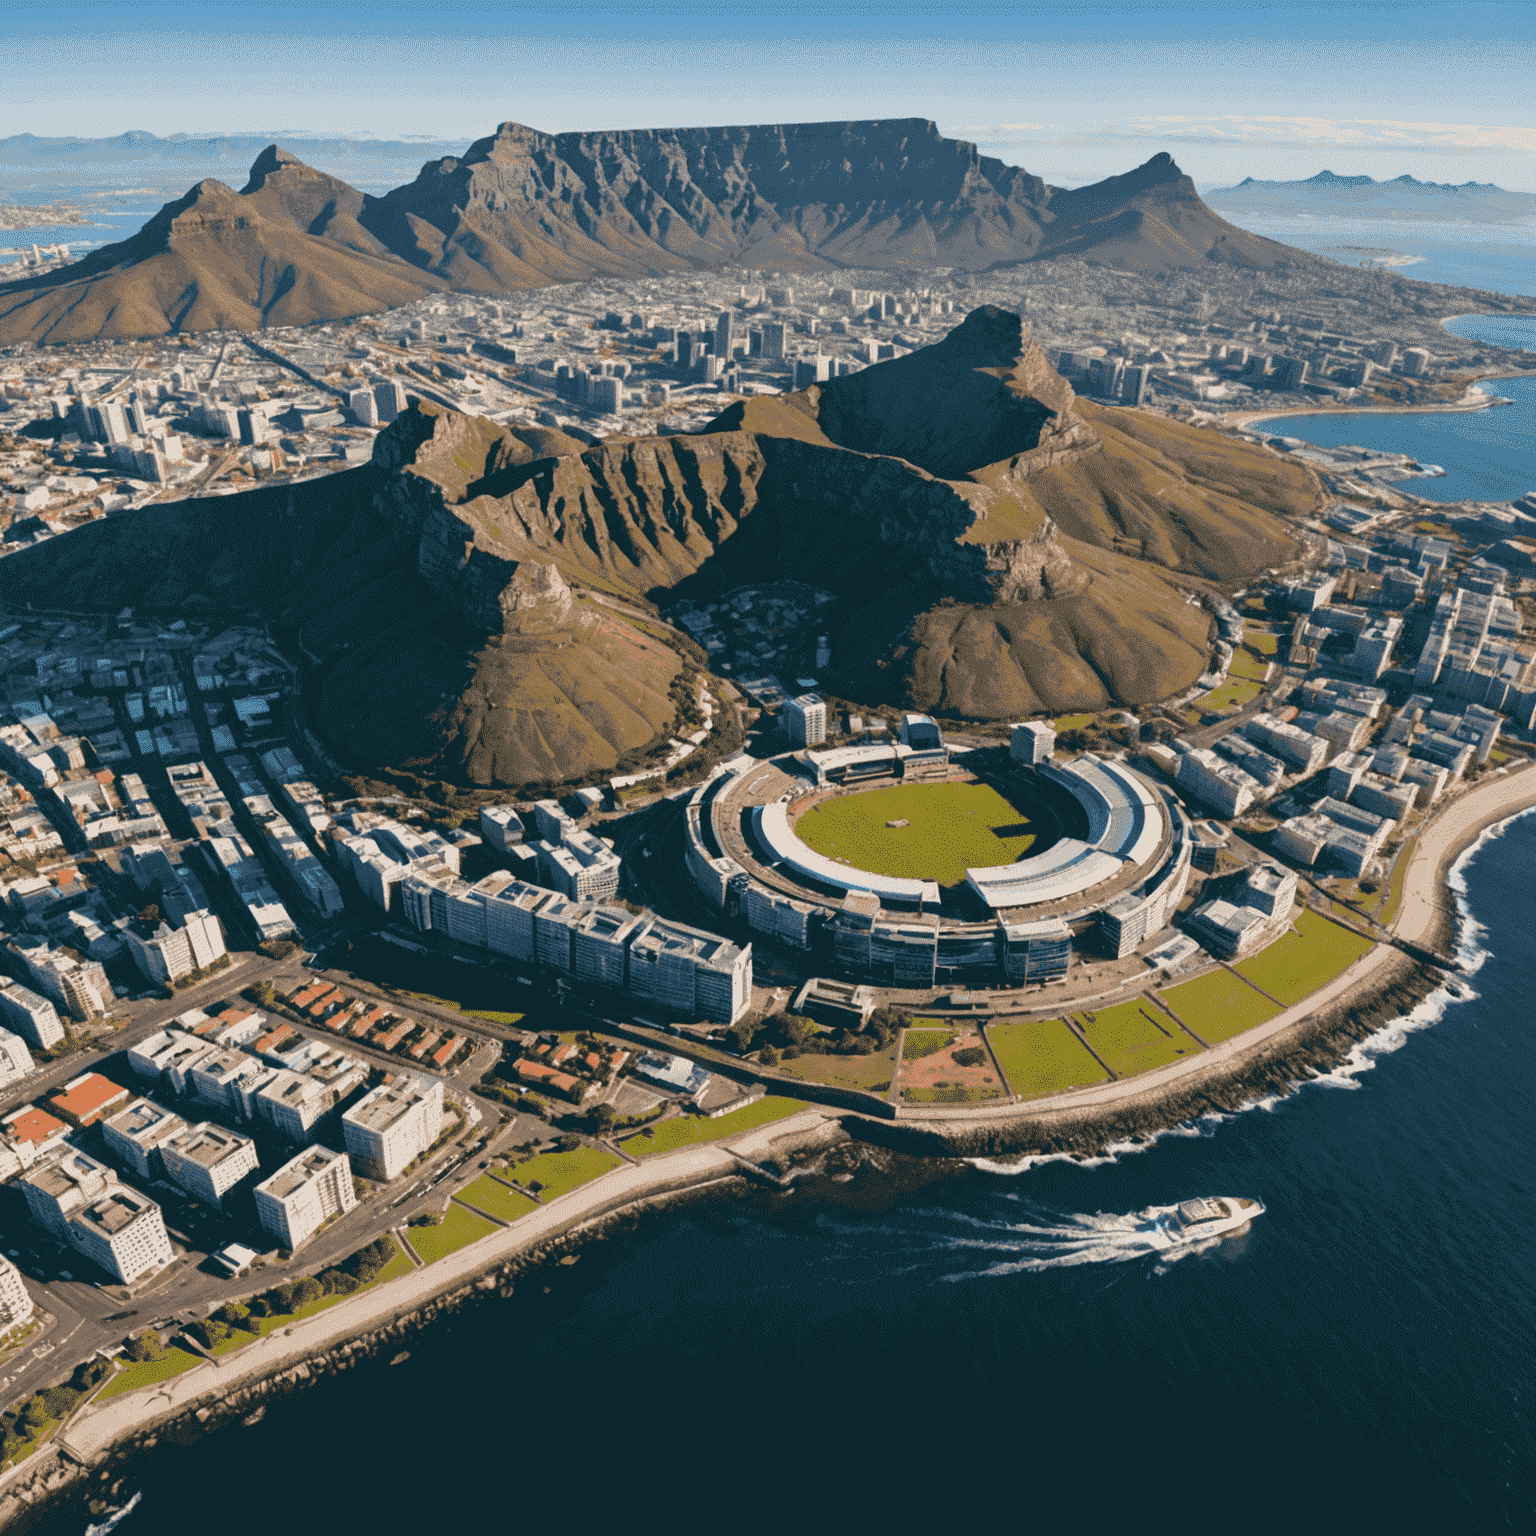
[0,119,1297,345]
[1207,170,1536,224]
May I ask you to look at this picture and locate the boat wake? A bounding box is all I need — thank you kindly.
[85,1491,141,1536]
[936,1200,1262,1283]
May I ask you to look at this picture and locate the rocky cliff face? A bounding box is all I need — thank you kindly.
[0,306,1311,785]
[0,125,1300,344]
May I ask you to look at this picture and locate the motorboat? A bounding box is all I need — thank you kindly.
[1169,1196,1262,1240]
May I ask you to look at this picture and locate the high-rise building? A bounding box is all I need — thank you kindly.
[1009,722,1056,765]
[123,911,226,985]
[0,1253,33,1334]
[20,1148,173,1284]
[479,805,525,852]
[101,1097,186,1180]
[1122,364,1152,405]
[1274,355,1309,391]
[373,380,410,423]
[348,388,380,427]
[0,979,63,1049]
[253,1145,356,1249]
[342,1074,443,1181]
[1402,348,1431,377]
[715,311,735,363]
[0,1027,32,1090]
[761,322,786,361]
[160,1122,260,1207]
[783,693,828,747]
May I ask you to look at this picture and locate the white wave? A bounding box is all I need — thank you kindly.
[85,1491,142,1536]
[966,805,1532,1176]
[939,1201,1261,1280]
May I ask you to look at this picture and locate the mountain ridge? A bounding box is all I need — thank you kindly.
[0,119,1298,344]
[0,307,1315,788]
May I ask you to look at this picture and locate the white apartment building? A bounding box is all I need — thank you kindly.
[1175,748,1259,819]
[254,1069,333,1140]
[101,1097,187,1180]
[0,977,65,1049]
[783,693,828,747]
[160,1122,260,1207]
[0,1253,33,1334]
[20,1147,173,1284]
[253,1145,356,1249]
[342,1074,443,1181]
[0,1026,33,1089]
[479,805,525,852]
[123,910,226,985]
[1010,721,1056,765]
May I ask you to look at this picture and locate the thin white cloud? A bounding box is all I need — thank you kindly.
[956,115,1535,157]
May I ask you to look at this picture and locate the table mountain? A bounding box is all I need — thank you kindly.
[0,122,1293,344]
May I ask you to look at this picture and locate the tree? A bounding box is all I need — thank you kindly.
[137,904,161,924]
[588,1103,616,1137]
[252,980,276,1009]
[124,1330,164,1364]
[557,1133,582,1153]
[953,1046,987,1068]
[758,1044,780,1068]
[289,1276,324,1310]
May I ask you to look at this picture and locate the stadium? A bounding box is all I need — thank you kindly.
[684,717,1192,991]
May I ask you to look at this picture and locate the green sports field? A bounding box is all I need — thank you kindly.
[987,1018,1108,1097]
[794,782,1042,885]
[1233,908,1375,1006]
[1074,999,1197,1078]
[1160,968,1282,1043]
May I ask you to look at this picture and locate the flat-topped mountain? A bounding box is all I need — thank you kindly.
[0,121,1295,344]
[0,307,1315,789]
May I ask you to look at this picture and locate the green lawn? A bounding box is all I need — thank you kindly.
[407,993,525,1026]
[1054,713,1096,731]
[772,1043,899,1094]
[901,1028,954,1063]
[1245,625,1279,656]
[407,1203,498,1264]
[1160,968,1282,1043]
[987,1018,1109,1098]
[794,781,1041,885]
[1199,674,1263,714]
[621,1096,806,1156]
[97,1347,206,1402]
[1234,908,1376,1006]
[1074,998,1198,1078]
[457,1173,540,1222]
[501,1146,621,1201]
[1229,648,1273,682]
[1380,837,1416,926]
[901,1084,1006,1103]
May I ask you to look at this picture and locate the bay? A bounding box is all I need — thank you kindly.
[16,812,1536,1533]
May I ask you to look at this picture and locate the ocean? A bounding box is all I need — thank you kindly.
[1248,314,1536,505]
[16,809,1536,1533]
[10,231,1536,1536]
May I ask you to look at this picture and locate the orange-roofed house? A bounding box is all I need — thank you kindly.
[48,1071,130,1127]
[2,1104,71,1150]
[432,1035,465,1069]
[549,1043,578,1068]
[408,1031,440,1061]
[516,1059,593,1104]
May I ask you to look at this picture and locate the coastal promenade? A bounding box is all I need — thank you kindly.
[46,1109,832,1465]
[889,764,1536,1131]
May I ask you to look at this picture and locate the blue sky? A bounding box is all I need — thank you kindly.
[3,0,1532,188]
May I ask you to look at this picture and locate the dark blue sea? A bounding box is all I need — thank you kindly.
[19,811,1536,1533]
